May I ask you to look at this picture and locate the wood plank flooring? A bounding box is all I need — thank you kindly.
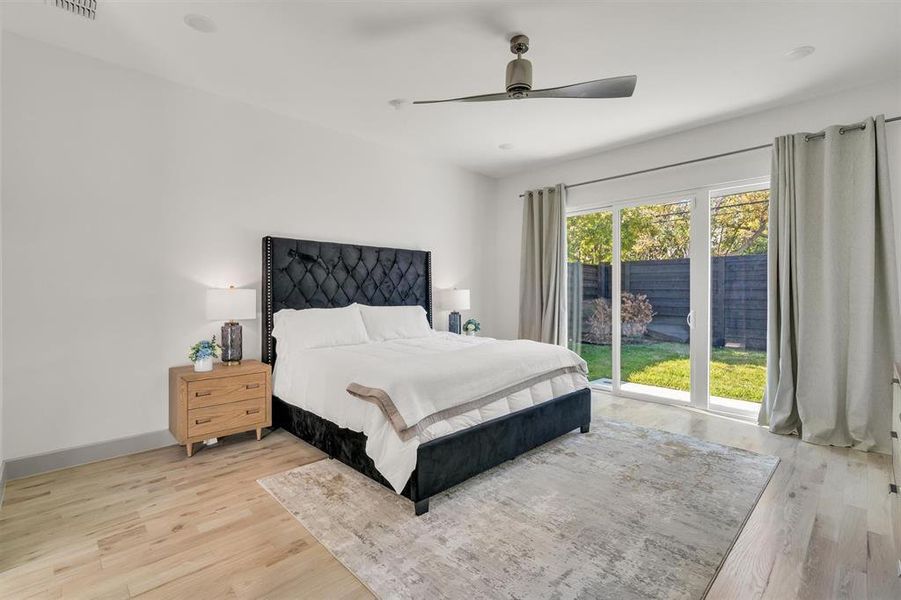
[0,431,368,599]
[1,392,898,599]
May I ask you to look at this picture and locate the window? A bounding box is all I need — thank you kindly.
[709,187,769,412]
[567,210,613,387]
[566,178,769,419]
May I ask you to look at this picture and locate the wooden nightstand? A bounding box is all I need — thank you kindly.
[169,360,272,457]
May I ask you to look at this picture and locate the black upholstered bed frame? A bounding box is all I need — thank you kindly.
[262,236,591,515]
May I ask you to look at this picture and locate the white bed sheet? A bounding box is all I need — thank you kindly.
[273,332,588,492]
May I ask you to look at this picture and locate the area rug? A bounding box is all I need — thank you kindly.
[258,418,778,600]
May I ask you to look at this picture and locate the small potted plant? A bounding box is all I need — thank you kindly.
[462,318,481,336]
[189,336,222,372]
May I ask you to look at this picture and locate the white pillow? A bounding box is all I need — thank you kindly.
[272,304,370,352]
[358,304,432,341]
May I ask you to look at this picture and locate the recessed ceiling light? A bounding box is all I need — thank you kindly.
[785,45,815,61]
[498,143,514,151]
[184,14,217,34]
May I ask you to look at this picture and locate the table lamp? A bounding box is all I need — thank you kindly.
[206,286,256,365]
[439,288,470,334]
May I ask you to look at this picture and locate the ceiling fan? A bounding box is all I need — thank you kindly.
[413,34,637,104]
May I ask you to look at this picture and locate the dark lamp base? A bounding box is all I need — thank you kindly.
[448,311,462,334]
[221,321,244,365]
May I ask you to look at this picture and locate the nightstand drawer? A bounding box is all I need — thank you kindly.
[187,397,266,437]
[187,373,267,409]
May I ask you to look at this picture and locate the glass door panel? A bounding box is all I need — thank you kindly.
[709,188,769,412]
[566,210,613,388]
[619,200,692,401]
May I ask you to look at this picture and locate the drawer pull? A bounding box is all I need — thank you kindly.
[194,391,212,397]
[245,383,260,390]
[246,408,261,415]
[194,418,212,425]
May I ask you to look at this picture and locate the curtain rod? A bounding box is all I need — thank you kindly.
[519,114,901,197]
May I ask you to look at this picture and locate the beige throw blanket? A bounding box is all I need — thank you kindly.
[347,339,588,441]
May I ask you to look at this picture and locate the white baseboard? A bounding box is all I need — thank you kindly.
[4,430,176,481]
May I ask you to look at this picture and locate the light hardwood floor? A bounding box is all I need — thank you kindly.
[1,392,899,599]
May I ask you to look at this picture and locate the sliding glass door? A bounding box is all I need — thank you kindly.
[618,199,693,402]
[566,178,769,418]
[567,196,694,404]
[567,210,613,387]
[708,184,769,415]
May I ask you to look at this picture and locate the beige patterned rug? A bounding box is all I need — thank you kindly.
[259,418,778,600]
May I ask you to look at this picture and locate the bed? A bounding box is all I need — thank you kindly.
[262,236,591,515]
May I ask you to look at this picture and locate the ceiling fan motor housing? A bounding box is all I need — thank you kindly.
[506,58,533,95]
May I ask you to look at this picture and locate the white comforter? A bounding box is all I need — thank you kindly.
[273,332,589,492]
[347,337,587,439]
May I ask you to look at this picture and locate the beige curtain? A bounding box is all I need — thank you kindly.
[567,260,584,354]
[760,115,900,453]
[519,184,567,345]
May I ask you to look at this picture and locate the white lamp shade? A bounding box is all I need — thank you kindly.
[439,288,470,311]
[206,288,256,321]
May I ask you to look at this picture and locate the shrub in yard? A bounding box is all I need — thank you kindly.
[585,298,613,344]
[584,293,655,344]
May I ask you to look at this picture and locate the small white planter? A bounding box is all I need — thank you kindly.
[193,356,213,372]
[464,330,476,336]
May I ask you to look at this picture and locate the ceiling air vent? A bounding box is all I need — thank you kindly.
[51,0,97,20]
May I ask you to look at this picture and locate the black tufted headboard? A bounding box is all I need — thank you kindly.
[261,236,432,366]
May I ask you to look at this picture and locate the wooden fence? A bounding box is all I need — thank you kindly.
[570,254,767,350]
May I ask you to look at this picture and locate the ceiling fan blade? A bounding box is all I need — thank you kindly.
[412,91,513,104]
[527,75,637,99]
[413,75,637,104]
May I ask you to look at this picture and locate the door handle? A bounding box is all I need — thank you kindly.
[686,311,695,329]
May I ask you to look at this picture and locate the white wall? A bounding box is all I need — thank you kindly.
[490,79,901,340]
[0,11,4,475]
[4,34,899,463]
[1,34,496,460]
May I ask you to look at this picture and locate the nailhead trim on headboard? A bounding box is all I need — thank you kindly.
[427,251,433,327]
[265,236,274,365]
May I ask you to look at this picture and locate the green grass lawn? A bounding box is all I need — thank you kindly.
[577,342,766,403]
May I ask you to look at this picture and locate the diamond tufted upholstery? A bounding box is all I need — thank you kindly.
[262,237,432,365]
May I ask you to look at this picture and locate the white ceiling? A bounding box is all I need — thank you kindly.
[3,1,900,177]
